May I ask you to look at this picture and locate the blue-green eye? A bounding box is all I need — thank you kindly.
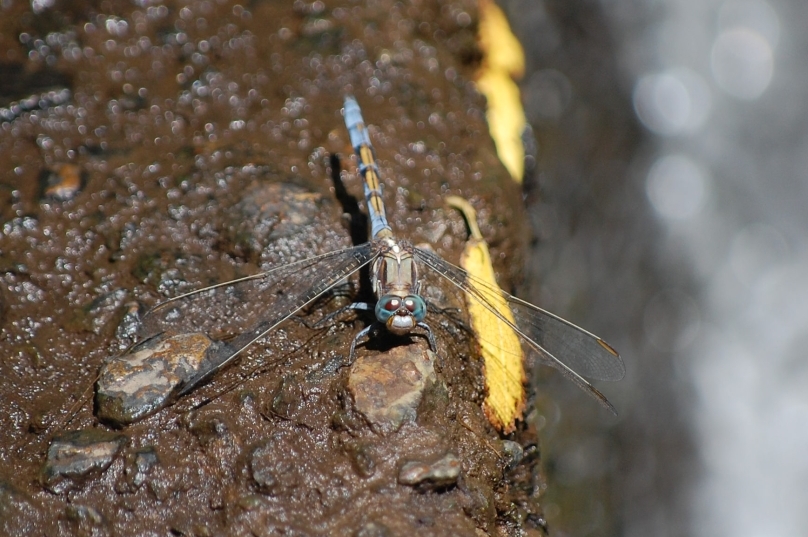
[375,294,427,323]
[375,295,400,322]
[403,295,427,322]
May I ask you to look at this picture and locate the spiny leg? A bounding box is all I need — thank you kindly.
[348,323,377,364]
[416,321,438,352]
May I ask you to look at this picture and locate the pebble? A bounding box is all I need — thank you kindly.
[41,430,127,493]
[95,332,226,425]
[342,441,376,478]
[355,522,392,537]
[397,452,461,490]
[114,301,143,345]
[501,440,524,469]
[120,447,158,490]
[249,439,301,495]
[347,345,436,434]
[65,504,104,524]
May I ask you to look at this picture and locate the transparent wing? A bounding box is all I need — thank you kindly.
[139,243,379,386]
[414,247,625,413]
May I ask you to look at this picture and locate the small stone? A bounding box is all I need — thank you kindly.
[249,439,300,496]
[237,494,265,511]
[120,447,158,490]
[398,452,461,490]
[95,332,226,425]
[115,301,143,344]
[65,504,103,524]
[348,345,435,433]
[64,505,108,536]
[69,288,128,336]
[41,163,85,200]
[42,430,127,493]
[501,440,524,469]
[187,414,229,445]
[269,374,306,419]
[355,522,392,537]
[343,441,376,478]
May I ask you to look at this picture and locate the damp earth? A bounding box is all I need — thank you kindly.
[0,0,549,535]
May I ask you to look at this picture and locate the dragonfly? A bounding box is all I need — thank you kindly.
[140,96,625,413]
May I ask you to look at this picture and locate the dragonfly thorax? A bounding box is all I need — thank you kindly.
[370,238,422,297]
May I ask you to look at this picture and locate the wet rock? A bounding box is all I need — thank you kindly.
[249,439,301,496]
[331,406,369,433]
[269,374,307,419]
[501,440,524,469]
[342,441,376,478]
[347,345,436,433]
[119,447,158,491]
[66,288,128,336]
[42,430,127,493]
[63,504,112,537]
[114,301,143,345]
[65,504,104,526]
[237,494,266,511]
[398,452,461,490]
[95,332,228,426]
[230,182,331,259]
[186,414,229,445]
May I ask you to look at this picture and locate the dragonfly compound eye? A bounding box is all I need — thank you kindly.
[375,295,402,322]
[404,295,427,322]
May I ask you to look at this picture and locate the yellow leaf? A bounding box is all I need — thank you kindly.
[477,0,524,78]
[446,196,525,433]
[476,0,528,183]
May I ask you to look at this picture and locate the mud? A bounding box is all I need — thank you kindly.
[0,0,544,535]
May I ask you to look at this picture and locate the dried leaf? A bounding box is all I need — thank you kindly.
[476,0,527,182]
[446,196,525,433]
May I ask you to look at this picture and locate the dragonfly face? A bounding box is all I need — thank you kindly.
[375,294,428,335]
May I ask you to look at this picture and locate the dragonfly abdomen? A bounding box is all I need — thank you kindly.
[344,96,393,239]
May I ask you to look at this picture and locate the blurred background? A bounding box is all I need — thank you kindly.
[505,0,807,535]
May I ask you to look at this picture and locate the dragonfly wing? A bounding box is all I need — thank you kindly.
[502,294,625,381]
[140,243,379,389]
[414,248,624,413]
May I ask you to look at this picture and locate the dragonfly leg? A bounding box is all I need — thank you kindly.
[416,321,438,352]
[347,323,376,364]
[346,320,436,366]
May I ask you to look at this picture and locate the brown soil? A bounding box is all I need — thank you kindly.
[0,1,543,535]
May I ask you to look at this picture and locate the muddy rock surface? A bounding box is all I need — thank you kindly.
[0,0,543,535]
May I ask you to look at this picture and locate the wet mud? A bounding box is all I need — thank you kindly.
[0,0,544,535]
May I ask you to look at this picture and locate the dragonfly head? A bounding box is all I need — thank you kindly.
[375,294,427,335]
